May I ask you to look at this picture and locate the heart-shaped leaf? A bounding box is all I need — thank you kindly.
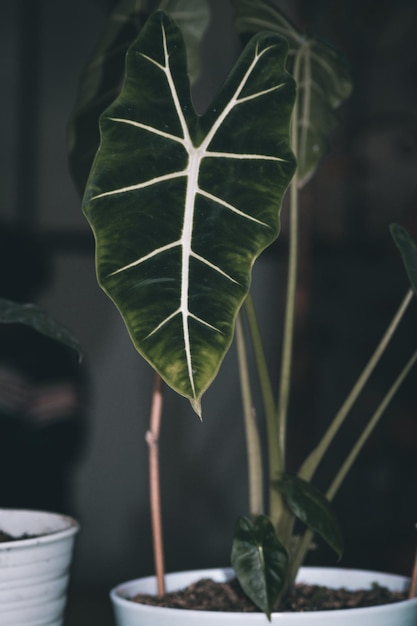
[82,11,296,413]
[0,298,82,361]
[391,224,417,296]
[232,0,352,186]
[231,515,288,618]
[274,473,343,558]
[68,0,210,196]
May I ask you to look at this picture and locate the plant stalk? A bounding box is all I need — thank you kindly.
[145,373,166,596]
[276,150,299,471]
[236,314,264,516]
[291,346,417,580]
[244,295,284,520]
[298,288,414,482]
[276,45,304,468]
[326,347,417,501]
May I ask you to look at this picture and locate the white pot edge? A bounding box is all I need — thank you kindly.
[0,508,79,549]
[110,566,417,622]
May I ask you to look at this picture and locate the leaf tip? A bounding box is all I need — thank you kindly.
[190,397,202,419]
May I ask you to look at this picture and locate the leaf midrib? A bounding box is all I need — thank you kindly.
[95,21,289,400]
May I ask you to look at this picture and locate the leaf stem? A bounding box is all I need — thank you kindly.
[276,47,303,468]
[290,345,417,580]
[289,529,313,585]
[244,296,285,520]
[276,176,298,469]
[326,346,417,501]
[236,314,264,516]
[298,288,414,482]
[145,373,166,596]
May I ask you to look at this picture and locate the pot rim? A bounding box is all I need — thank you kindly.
[110,566,417,619]
[0,508,79,549]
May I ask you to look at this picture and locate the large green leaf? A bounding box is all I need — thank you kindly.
[68,0,210,196]
[391,224,417,296]
[83,11,296,413]
[0,298,82,361]
[231,515,288,618]
[232,0,352,186]
[274,473,343,558]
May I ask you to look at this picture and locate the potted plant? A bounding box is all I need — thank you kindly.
[0,296,81,626]
[0,508,79,626]
[69,0,417,623]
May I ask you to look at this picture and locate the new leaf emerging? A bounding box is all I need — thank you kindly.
[231,515,288,618]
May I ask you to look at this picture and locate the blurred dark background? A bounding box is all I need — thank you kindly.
[1,0,417,624]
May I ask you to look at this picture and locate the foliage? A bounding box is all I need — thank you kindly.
[0,297,82,361]
[70,0,417,617]
[231,515,288,619]
[233,0,352,186]
[68,0,210,196]
[82,11,296,414]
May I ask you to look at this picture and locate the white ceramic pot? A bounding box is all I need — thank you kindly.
[110,566,417,625]
[0,508,79,626]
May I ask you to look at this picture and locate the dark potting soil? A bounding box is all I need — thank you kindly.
[131,576,408,612]
[0,530,40,542]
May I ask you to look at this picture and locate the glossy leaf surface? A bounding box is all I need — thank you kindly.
[68,0,210,196]
[391,224,417,296]
[0,298,82,361]
[232,0,352,186]
[83,11,296,412]
[274,473,343,558]
[231,515,288,618]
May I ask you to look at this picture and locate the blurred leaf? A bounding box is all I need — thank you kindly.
[391,224,417,296]
[232,0,352,186]
[231,515,288,618]
[0,298,82,361]
[68,0,210,196]
[274,473,343,558]
[160,0,210,81]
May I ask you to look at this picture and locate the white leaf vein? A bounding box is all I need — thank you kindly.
[205,151,287,163]
[198,189,271,228]
[99,29,284,398]
[92,170,185,200]
[108,117,185,146]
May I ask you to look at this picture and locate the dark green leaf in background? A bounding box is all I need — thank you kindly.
[391,223,417,296]
[83,11,296,413]
[0,298,82,361]
[232,0,352,186]
[68,0,210,196]
[274,473,343,558]
[231,515,288,618]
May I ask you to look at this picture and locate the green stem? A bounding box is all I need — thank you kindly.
[289,529,314,585]
[245,295,283,521]
[276,48,303,468]
[291,345,417,580]
[326,347,417,501]
[236,314,264,516]
[277,175,298,468]
[298,288,414,482]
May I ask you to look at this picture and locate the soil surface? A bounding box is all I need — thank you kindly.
[0,530,40,542]
[131,577,408,612]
